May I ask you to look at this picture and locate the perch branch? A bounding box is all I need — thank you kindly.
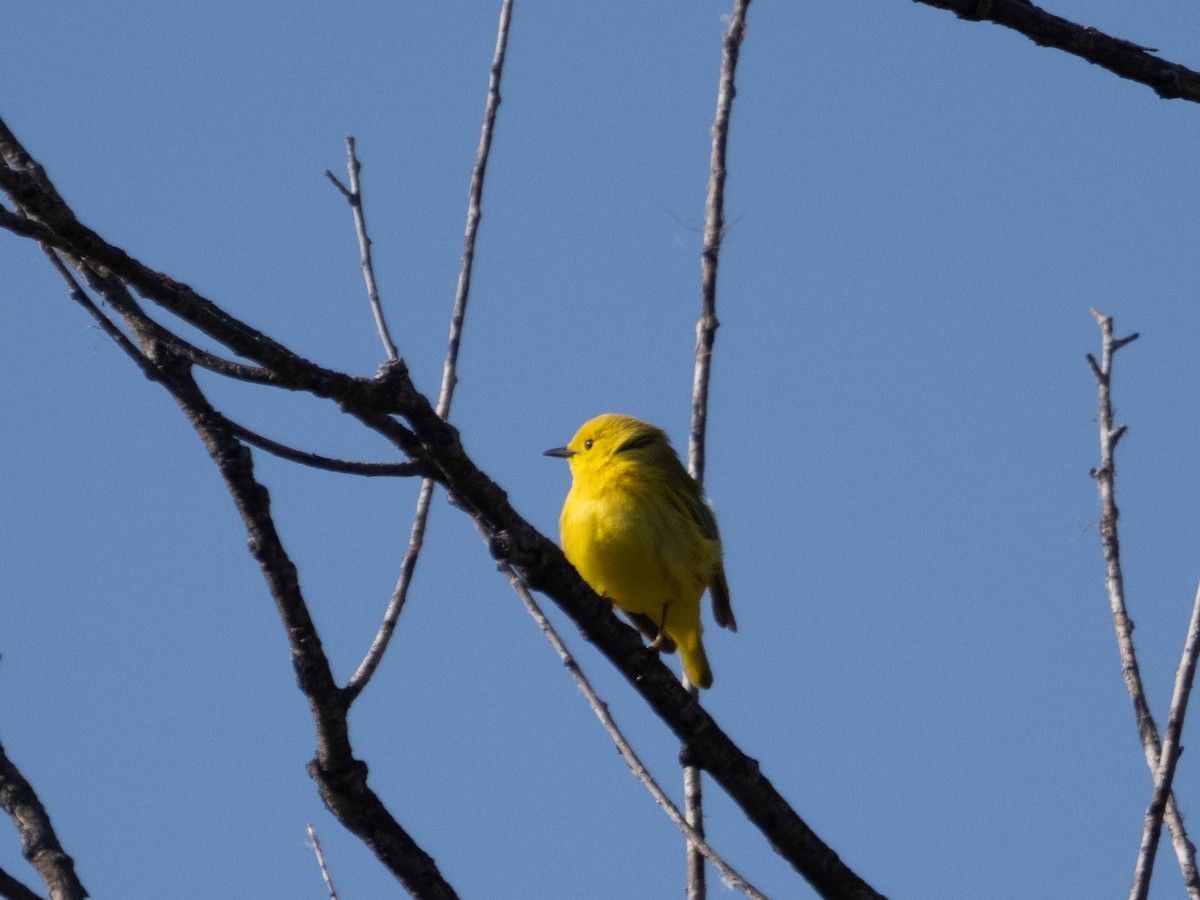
[502,564,767,900]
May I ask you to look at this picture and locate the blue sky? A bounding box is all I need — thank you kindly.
[4,2,1200,898]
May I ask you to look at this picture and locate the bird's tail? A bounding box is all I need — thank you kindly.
[674,629,713,690]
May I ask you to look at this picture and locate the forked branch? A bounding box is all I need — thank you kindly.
[1087,309,1200,899]
[1132,586,1200,900]
[344,0,515,702]
[2,77,881,900]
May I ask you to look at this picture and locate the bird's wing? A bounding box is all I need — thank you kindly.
[678,484,737,632]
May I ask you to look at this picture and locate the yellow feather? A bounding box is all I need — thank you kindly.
[546,414,734,689]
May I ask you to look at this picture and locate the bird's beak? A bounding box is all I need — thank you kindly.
[544,446,575,459]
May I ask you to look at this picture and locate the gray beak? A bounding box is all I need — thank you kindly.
[544,446,575,459]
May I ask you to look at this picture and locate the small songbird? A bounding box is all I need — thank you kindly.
[545,414,735,689]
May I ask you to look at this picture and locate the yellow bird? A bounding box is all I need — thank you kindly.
[545,414,735,689]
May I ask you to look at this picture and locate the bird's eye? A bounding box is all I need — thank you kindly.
[584,439,594,450]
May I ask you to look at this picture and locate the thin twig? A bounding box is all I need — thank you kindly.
[326,137,398,360]
[306,824,341,900]
[689,0,749,486]
[1132,585,1200,900]
[344,0,514,702]
[438,0,511,418]
[1088,309,1200,898]
[685,4,751,897]
[221,419,428,477]
[500,565,767,900]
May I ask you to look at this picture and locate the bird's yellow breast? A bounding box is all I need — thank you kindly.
[559,466,716,617]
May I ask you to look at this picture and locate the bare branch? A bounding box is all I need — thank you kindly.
[502,564,768,900]
[306,824,341,900]
[0,866,44,900]
[328,137,399,360]
[440,0,511,418]
[1132,585,1200,900]
[0,204,56,243]
[0,740,87,900]
[3,117,882,900]
[1088,310,1200,898]
[345,0,515,701]
[1,122,349,399]
[220,418,428,477]
[30,236,456,894]
[41,249,423,481]
[324,170,352,201]
[689,0,749,487]
[157,354,459,899]
[914,0,1200,102]
[685,3,751,895]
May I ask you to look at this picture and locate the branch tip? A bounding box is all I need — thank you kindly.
[1114,332,1141,352]
[324,170,352,200]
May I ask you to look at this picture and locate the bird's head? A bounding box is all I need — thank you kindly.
[544,413,676,478]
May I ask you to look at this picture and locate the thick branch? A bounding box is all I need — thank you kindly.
[0,740,87,900]
[0,867,43,900]
[28,242,454,894]
[152,353,459,900]
[0,120,351,402]
[915,0,1200,102]
[41,249,423,482]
